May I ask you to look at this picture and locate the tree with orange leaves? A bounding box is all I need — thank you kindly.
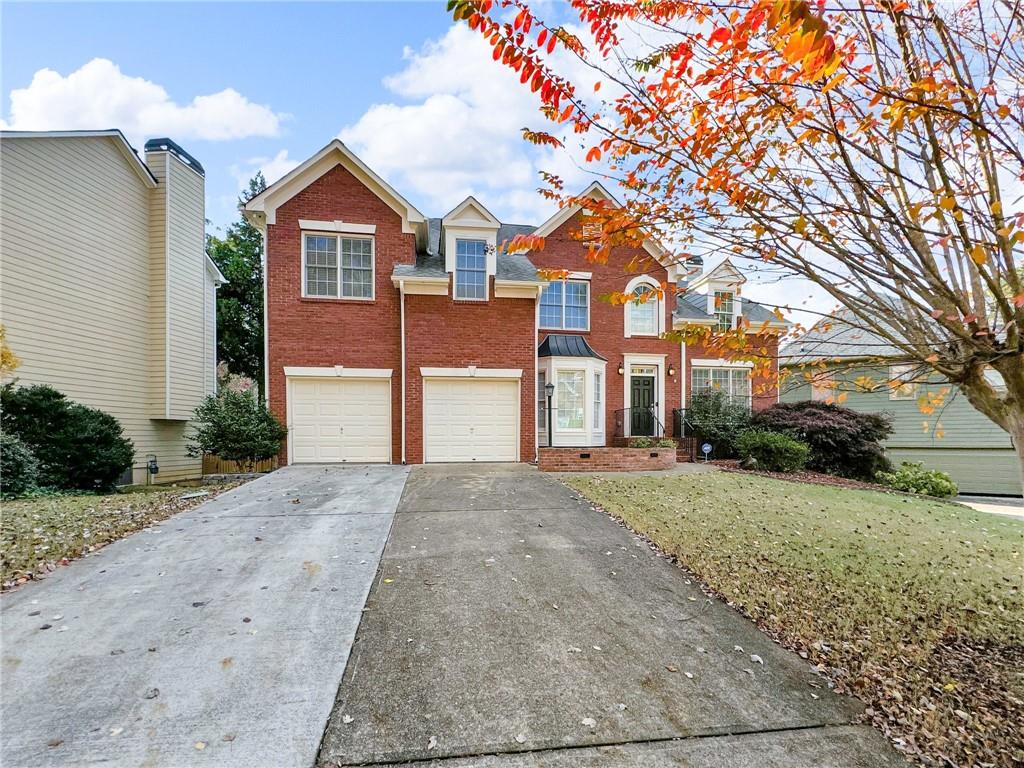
[450,0,1024,491]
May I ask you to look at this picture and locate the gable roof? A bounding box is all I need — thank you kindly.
[0,129,158,188]
[530,181,674,267]
[672,292,789,330]
[781,307,902,365]
[688,258,746,291]
[242,139,428,248]
[442,195,500,228]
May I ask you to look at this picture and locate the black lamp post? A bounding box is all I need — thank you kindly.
[545,382,555,447]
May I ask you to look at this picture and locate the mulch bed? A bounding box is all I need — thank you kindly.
[711,459,888,492]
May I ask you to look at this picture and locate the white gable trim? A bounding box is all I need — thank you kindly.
[689,258,746,292]
[243,139,426,245]
[442,195,501,228]
[530,181,673,266]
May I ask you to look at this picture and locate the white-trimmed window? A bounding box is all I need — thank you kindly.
[303,233,374,299]
[557,370,585,430]
[538,372,547,432]
[629,285,659,336]
[889,364,917,400]
[692,366,751,405]
[593,371,602,429]
[714,290,734,330]
[540,280,589,330]
[810,373,836,402]
[455,239,487,299]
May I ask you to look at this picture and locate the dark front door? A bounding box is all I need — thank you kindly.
[630,376,656,436]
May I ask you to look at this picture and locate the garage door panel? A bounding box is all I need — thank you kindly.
[290,377,390,463]
[423,378,518,463]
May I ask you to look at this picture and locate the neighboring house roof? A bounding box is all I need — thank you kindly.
[781,307,902,365]
[687,258,746,291]
[538,334,607,360]
[0,129,158,187]
[205,255,228,285]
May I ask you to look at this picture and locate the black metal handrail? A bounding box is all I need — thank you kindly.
[612,406,666,439]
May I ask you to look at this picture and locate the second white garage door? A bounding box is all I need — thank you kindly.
[423,378,518,462]
[289,377,390,463]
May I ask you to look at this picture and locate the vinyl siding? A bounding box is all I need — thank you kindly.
[0,135,211,483]
[782,363,1017,495]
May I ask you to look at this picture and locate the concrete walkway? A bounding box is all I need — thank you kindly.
[956,495,1024,520]
[318,464,904,767]
[1,465,409,768]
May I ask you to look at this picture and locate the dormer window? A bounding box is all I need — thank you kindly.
[714,290,734,330]
[455,239,487,300]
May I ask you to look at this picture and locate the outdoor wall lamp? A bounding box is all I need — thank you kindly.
[668,364,676,377]
[617,363,624,375]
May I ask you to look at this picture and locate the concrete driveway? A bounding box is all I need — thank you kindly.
[1,464,409,768]
[318,463,905,767]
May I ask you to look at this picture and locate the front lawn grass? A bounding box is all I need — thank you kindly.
[1,483,238,588]
[566,472,1023,768]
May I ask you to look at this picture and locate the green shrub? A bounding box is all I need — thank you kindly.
[1,384,134,491]
[1,431,39,498]
[188,389,287,472]
[751,401,892,480]
[655,438,677,449]
[628,437,654,448]
[878,462,958,497]
[684,391,751,457]
[736,429,810,473]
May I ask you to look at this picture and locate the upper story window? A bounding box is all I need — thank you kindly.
[889,364,917,400]
[540,280,589,330]
[455,239,487,300]
[629,286,659,336]
[714,290,734,330]
[303,233,374,299]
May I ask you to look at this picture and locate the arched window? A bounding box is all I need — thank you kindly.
[628,284,658,336]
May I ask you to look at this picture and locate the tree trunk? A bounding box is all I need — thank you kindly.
[1007,413,1024,498]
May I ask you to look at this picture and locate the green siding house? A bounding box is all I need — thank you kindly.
[781,314,1018,496]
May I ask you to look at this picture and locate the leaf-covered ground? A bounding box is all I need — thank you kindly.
[1,483,239,589]
[565,472,1023,768]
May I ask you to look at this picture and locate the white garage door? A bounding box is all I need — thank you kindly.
[423,378,518,462]
[289,378,390,463]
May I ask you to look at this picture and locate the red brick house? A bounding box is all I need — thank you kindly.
[243,140,786,466]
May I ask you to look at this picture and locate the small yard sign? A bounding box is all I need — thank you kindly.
[701,443,712,462]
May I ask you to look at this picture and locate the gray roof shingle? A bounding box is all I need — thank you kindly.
[396,218,540,283]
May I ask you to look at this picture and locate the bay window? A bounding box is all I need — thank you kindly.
[556,370,585,430]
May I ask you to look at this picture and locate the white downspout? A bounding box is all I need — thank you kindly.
[534,288,540,463]
[260,225,270,404]
[680,341,687,409]
[400,280,407,464]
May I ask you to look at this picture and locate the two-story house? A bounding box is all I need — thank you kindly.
[0,130,223,483]
[243,140,785,466]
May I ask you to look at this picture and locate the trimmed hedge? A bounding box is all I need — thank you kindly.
[878,462,959,497]
[1,432,39,498]
[1,384,134,492]
[736,429,810,472]
[752,401,892,480]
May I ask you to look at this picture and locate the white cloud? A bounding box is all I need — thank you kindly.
[3,58,287,147]
[231,149,300,191]
[339,24,593,224]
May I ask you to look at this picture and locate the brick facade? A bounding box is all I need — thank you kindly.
[262,155,781,467]
[403,292,536,464]
[265,164,415,464]
[531,212,684,437]
[538,446,677,472]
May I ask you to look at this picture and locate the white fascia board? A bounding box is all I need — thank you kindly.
[284,366,393,378]
[299,219,377,235]
[420,367,523,379]
[690,358,754,368]
[442,195,501,227]
[205,255,228,285]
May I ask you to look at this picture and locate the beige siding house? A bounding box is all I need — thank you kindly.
[0,130,224,484]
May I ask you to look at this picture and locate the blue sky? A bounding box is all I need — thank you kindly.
[1,2,579,234]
